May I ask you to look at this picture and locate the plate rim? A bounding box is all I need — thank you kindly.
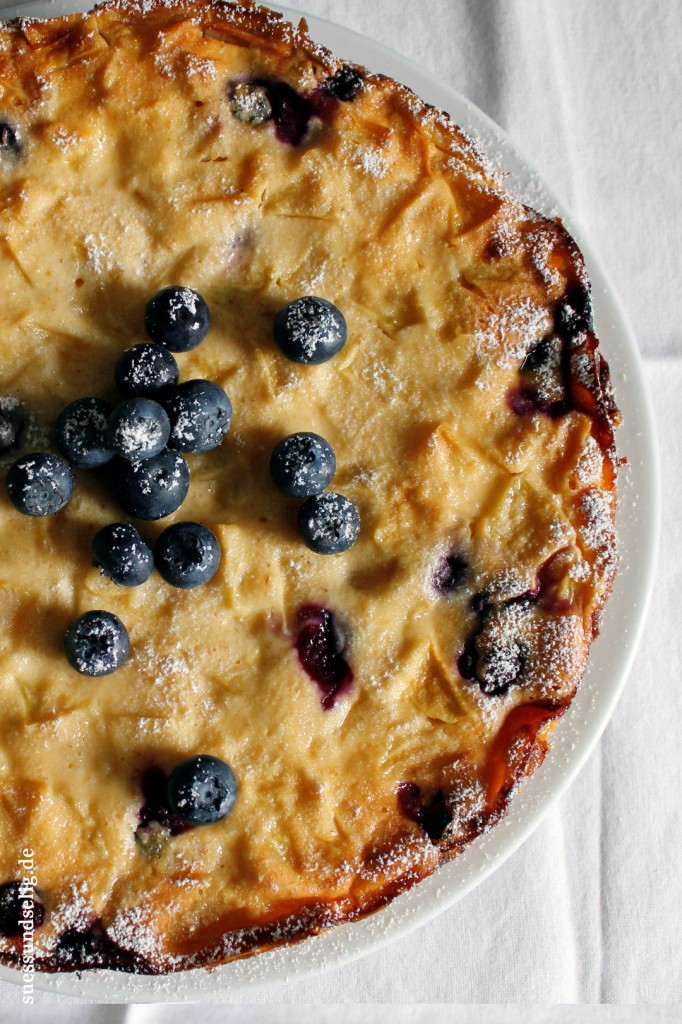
[0,0,661,1002]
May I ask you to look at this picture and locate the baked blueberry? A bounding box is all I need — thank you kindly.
[145,286,211,352]
[64,610,130,677]
[554,284,593,340]
[55,397,114,468]
[229,82,273,125]
[112,449,190,521]
[107,398,170,462]
[295,604,353,710]
[270,432,336,498]
[115,344,179,399]
[324,65,363,101]
[92,523,154,587]
[167,755,238,826]
[298,491,360,554]
[397,782,452,843]
[433,553,468,595]
[0,396,27,454]
[273,297,347,365]
[6,452,74,516]
[164,380,232,454]
[0,122,22,160]
[154,521,221,589]
[0,881,45,938]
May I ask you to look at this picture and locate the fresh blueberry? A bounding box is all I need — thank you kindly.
[298,491,360,554]
[229,82,273,125]
[112,449,190,521]
[295,604,353,710]
[55,397,114,468]
[92,523,154,587]
[270,432,336,498]
[0,122,22,161]
[64,610,130,676]
[0,397,27,454]
[167,755,238,826]
[6,452,74,516]
[154,521,221,589]
[433,553,468,595]
[0,881,45,938]
[107,398,170,462]
[164,380,232,454]
[114,344,179,399]
[273,297,347,365]
[145,286,211,352]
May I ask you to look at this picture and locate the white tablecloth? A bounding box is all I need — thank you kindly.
[0,0,679,1007]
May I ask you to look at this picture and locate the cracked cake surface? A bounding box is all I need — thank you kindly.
[0,0,619,974]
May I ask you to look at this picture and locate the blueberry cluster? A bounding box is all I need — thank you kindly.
[4,286,228,678]
[271,297,361,555]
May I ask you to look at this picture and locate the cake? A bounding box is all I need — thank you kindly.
[0,0,620,975]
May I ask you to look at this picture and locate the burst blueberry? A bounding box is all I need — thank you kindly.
[112,448,190,521]
[270,432,336,498]
[145,286,210,352]
[55,397,114,468]
[64,610,130,677]
[92,523,154,587]
[107,398,170,462]
[164,380,232,454]
[298,491,360,554]
[6,452,74,516]
[229,82,272,125]
[167,755,238,826]
[273,297,347,365]
[154,521,221,589]
[115,344,179,399]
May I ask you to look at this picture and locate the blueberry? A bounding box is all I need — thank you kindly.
[64,610,130,676]
[154,521,221,589]
[323,65,363,101]
[0,881,45,938]
[6,452,74,516]
[167,755,238,826]
[0,396,27,454]
[145,286,211,352]
[92,523,154,587]
[107,398,170,462]
[433,553,468,595]
[298,491,360,554]
[55,397,114,468]
[229,82,273,125]
[115,344,179,399]
[273,297,347,365]
[0,122,22,161]
[295,604,353,710]
[270,432,336,498]
[164,380,232,454]
[112,449,190,521]
[554,284,594,340]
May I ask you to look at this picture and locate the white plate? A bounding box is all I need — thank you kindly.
[0,0,660,1002]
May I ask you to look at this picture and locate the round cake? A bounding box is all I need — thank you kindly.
[0,0,619,974]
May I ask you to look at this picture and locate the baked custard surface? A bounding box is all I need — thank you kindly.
[0,0,618,972]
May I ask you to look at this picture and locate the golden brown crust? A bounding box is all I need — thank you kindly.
[0,0,619,974]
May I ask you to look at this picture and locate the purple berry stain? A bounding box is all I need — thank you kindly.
[295,604,353,710]
[397,782,452,843]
